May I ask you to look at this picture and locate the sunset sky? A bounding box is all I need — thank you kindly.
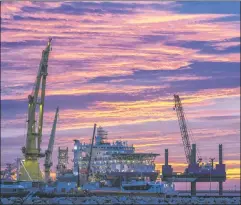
[1,1,240,190]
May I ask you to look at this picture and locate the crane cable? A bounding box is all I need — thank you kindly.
[184,110,202,161]
[25,61,41,146]
[24,111,27,141]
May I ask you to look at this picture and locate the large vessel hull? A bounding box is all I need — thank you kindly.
[106,171,159,187]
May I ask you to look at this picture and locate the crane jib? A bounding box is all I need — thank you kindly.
[24,39,52,159]
[173,94,201,165]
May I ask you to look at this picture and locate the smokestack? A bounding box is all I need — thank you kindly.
[192,144,196,164]
[165,149,168,166]
[219,144,223,164]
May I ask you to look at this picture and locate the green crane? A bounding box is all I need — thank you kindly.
[44,107,59,183]
[20,38,52,181]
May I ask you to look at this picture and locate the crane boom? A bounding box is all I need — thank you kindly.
[23,38,52,159]
[19,38,52,181]
[87,123,97,182]
[44,107,59,182]
[173,94,192,164]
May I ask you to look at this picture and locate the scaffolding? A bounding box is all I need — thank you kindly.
[56,147,69,177]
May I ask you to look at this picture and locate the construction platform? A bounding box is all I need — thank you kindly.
[161,144,226,196]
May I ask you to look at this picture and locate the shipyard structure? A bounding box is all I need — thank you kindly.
[73,126,160,186]
[1,39,228,197]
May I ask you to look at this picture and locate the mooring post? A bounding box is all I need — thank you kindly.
[191,181,196,196]
[219,144,223,196]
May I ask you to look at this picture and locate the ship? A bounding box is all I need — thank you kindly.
[121,180,177,195]
[81,179,177,196]
[73,126,160,187]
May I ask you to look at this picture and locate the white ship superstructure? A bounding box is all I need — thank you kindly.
[73,126,159,186]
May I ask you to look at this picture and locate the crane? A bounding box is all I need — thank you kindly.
[86,123,97,182]
[1,158,21,181]
[173,94,201,164]
[20,38,52,181]
[44,107,59,183]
